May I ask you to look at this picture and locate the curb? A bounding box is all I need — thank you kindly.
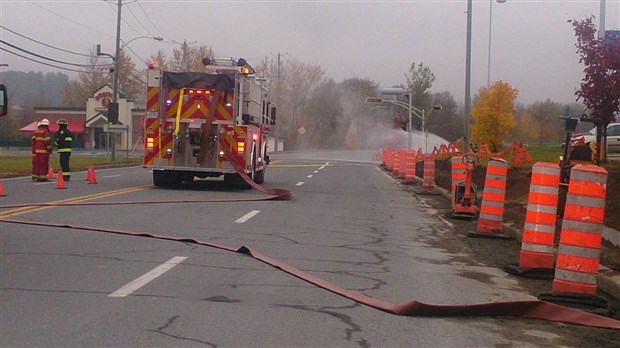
[409,174,620,303]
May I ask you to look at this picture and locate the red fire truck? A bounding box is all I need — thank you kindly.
[143,58,276,187]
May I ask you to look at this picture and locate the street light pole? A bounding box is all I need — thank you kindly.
[408,90,413,149]
[599,0,606,39]
[464,0,473,153]
[487,0,507,87]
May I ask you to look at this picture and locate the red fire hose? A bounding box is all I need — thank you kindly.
[0,217,618,330]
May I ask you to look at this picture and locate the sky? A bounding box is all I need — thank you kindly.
[1,0,619,106]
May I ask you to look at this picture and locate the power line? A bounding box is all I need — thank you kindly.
[125,3,155,37]
[28,1,115,40]
[136,0,171,41]
[0,47,100,74]
[0,25,94,58]
[0,40,111,68]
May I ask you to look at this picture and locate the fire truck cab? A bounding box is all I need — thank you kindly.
[144,58,276,187]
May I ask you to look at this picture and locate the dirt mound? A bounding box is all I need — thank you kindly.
[431,158,620,272]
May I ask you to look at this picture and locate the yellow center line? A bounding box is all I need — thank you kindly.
[0,185,151,219]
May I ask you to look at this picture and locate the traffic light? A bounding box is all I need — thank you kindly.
[107,102,119,124]
[399,114,408,131]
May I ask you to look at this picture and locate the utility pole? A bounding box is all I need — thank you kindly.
[109,0,123,161]
[181,40,188,71]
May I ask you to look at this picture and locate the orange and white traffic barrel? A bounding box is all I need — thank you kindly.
[393,150,402,175]
[469,158,510,239]
[539,164,609,312]
[404,150,416,183]
[398,150,407,179]
[553,164,607,294]
[451,156,466,202]
[417,155,438,195]
[505,162,560,278]
[386,150,395,172]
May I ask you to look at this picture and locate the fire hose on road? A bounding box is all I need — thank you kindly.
[0,216,619,330]
[1,154,619,330]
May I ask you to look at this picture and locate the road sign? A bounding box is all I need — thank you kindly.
[366,97,383,104]
[103,124,129,132]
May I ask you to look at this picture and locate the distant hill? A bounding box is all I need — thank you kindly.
[0,70,70,108]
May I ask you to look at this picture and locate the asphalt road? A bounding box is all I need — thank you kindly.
[1,151,618,347]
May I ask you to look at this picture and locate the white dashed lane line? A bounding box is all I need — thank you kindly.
[235,210,261,223]
[296,182,304,186]
[108,256,188,298]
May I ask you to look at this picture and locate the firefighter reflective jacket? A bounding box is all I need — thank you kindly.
[55,128,73,153]
[33,126,52,155]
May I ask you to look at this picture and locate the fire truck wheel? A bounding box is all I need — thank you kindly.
[254,169,265,184]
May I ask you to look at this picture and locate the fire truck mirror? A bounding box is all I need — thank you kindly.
[270,107,277,125]
[0,84,7,117]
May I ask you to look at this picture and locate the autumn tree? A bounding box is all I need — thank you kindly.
[61,47,109,107]
[256,56,325,148]
[169,42,213,72]
[528,99,563,144]
[570,17,620,162]
[61,48,142,106]
[471,81,518,152]
[512,105,537,143]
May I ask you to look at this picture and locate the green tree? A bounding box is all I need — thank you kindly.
[471,81,518,152]
[428,91,461,142]
[305,79,342,148]
[404,62,435,109]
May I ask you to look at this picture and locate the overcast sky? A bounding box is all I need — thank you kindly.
[1,0,619,105]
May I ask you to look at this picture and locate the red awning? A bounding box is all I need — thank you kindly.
[19,121,86,134]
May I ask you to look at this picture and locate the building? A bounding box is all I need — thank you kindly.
[19,84,144,151]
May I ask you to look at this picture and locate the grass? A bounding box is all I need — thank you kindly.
[1,154,142,178]
[524,144,564,163]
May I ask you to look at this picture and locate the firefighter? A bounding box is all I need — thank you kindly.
[55,118,73,181]
[32,119,52,182]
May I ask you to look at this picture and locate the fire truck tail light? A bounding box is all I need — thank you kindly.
[237,142,245,153]
[147,137,155,149]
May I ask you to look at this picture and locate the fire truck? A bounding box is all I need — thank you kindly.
[143,57,276,187]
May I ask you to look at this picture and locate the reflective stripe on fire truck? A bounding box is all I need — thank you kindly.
[173,88,185,136]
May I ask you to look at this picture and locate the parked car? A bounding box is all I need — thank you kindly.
[570,123,620,153]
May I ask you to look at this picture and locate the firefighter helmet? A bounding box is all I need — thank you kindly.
[40,119,50,126]
[57,118,68,125]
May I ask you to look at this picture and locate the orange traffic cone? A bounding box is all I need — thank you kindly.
[56,171,66,189]
[48,166,55,179]
[0,180,6,196]
[88,166,97,184]
[85,165,93,181]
